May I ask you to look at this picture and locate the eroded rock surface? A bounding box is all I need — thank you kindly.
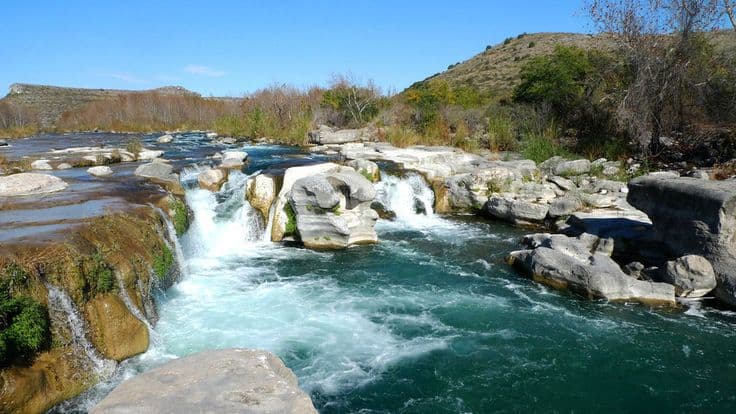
[91,349,317,414]
[0,173,68,196]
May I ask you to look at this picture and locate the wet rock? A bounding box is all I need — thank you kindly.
[84,294,149,361]
[485,196,549,225]
[507,233,676,305]
[0,173,68,196]
[628,176,736,306]
[289,167,378,249]
[347,158,380,182]
[206,131,218,139]
[0,139,8,146]
[555,159,591,176]
[370,201,396,220]
[308,124,377,145]
[137,149,164,160]
[246,172,282,221]
[56,163,72,170]
[87,166,114,177]
[157,134,173,143]
[91,349,317,414]
[221,150,248,168]
[662,255,717,298]
[31,159,53,170]
[134,162,182,194]
[197,168,228,192]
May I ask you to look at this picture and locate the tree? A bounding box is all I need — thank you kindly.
[725,0,736,30]
[321,75,380,128]
[586,0,725,153]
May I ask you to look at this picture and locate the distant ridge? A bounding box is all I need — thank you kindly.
[2,83,201,127]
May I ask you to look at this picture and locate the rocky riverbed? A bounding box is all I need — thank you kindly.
[2,131,736,412]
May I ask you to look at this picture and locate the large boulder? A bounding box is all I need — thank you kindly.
[134,161,183,194]
[137,149,164,160]
[485,196,549,225]
[197,168,228,192]
[554,159,591,176]
[220,150,248,169]
[0,173,68,196]
[308,124,377,145]
[628,176,736,306]
[507,233,676,305]
[84,294,149,361]
[662,255,717,298]
[91,349,317,414]
[246,172,283,221]
[31,159,53,170]
[289,167,378,249]
[157,134,173,143]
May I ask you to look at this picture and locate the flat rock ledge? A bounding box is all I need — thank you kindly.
[0,173,68,196]
[91,349,317,414]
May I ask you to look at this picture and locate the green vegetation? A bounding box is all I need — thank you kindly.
[283,203,298,236]
[89,251,115,294]
[0,264,49,366]
[153,245,174,280]
[125,138,143,155]
[169,197,189,236]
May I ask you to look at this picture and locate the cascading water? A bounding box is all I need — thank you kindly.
[45,284,116,377]
[116,276,163,349]
[152,205,188,279]
[374,171,437,225]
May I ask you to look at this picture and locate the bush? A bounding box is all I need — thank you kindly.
[90,251,115,294]
[0,295,50,366]
[320,76,381,128]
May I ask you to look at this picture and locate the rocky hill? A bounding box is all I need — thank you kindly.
[410,31,736,98]
[2,84,201,127]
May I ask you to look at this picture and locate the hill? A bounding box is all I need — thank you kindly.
[2,84,201,127]
[409,31,736,98]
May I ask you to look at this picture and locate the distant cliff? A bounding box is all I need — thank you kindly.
[2,84,201,127]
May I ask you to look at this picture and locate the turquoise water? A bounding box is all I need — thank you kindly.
[60,143,736,413]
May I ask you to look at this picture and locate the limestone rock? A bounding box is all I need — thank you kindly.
[308,124,377,145]
[0,173,68,196]
[31,159,53,170]
[87,166,114,177]
[157,134,173,143]
[485,196,548,224]
[628,176,736,306]
[246,172,282,221]
[347,158,380,182]
[547,175,576,191]
[663,255,717,298]
[221,150,248,168]
[555,159,591,176]
[507,233,676,305]
[197,168,228,192]
[548,195,583,218]
[91,349,317,414]
[289,167,378,249]
[134,162,182,194]
[85,294,149,361]
[137,149,164,160]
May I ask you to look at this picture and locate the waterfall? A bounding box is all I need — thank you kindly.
[116,276,163,349]
[375,172,436,220]
[184,170,266,258]
[45,284,116,378]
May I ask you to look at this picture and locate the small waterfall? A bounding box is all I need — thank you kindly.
[153,205,188,280]
[375,172,436,220]
[116,276,163,349]
[179,163,211,186]
[45,284,116,377]
[262,200,277,243]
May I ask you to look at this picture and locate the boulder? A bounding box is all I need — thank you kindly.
[547,175,576,191]
[347,158,380,182]
[0,139,7,146]
[157,134,173,143]
[31,159,53,170]
[205,132,219,139]
[134,162,182,194]
[91,349,317,414]
[0,173,68,196]
[56,163,72,170]
[289,167,378,249]
[628,176,736,306]
[308,124,377,145]
[137,149,164,160]
[555,159,591,176]
[507,233,676,305]
[84,294,149,361]
[87,166,114,177]
[197,168,228,192]
[221,150,248,168]
[548,195,583,218]
[485,196,548,225]
[662,255,717,298]
[246,173,282,221]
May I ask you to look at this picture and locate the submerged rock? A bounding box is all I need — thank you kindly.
[91,349,317,414]
[0,173,68,196]
[84,294,149,361]
[157,134,173,143]
[628,176,736,306]
[507,233,676,305]
[87,166,114,177]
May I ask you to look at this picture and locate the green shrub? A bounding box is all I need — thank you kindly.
[125,138,143,155]
[283,203,297,235]
[521,134,561,164]
[487,112,516,151]
[169,197,189,236]
[0,296,50,366]
[153,245,174,279]
[90,251,115,294]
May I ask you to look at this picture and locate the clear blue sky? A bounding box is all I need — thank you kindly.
[1,1,589,97]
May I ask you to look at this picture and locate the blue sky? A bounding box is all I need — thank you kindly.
[1,1,589,97]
